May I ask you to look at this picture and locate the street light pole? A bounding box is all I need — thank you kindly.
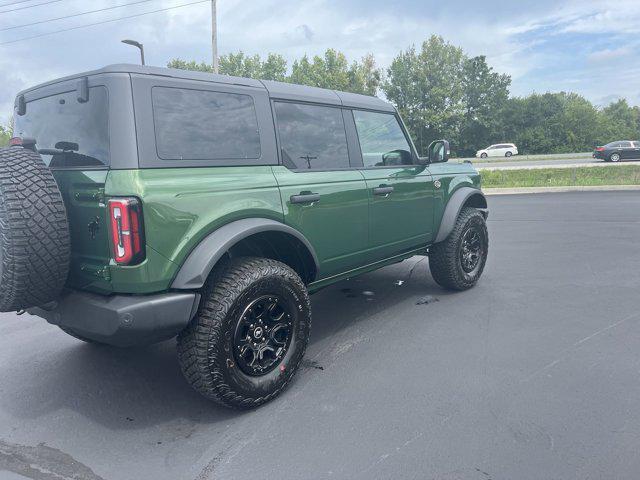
[211,0,218,73]
[121,39,145,66]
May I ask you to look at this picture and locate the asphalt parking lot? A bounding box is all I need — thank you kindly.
[1,191,639,480]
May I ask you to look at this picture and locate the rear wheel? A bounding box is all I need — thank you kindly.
[429,208,488,291]
[505,151,512,157]
[610,152,621,162]
[177,257,311,409]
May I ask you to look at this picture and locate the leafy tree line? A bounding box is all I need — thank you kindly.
[2,36,636,154]
[168,35,639,157]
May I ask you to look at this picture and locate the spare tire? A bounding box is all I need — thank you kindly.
[0,146,70,311]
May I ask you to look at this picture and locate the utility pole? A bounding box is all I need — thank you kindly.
[211,0,218,73]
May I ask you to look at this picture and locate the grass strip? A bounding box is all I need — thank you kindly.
[480,165,640,188]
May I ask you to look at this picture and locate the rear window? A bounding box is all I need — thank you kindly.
[152,87,261,161]
[13,86,109,167]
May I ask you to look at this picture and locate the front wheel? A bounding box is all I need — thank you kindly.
[480,153,488,158]
[177,257,311,409]
[429,208,488,291]
[505,151,512,157]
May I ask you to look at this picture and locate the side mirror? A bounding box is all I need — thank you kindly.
[427,140,450,163]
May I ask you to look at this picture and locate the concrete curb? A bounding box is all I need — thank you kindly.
[484,185,640,195]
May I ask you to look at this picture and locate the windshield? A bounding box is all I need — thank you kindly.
[13,86,109,167]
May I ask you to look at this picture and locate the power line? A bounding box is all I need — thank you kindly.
[0,0,209,46]
[1,0,159,32]
[0,0,40,7]
[0,0,64,13]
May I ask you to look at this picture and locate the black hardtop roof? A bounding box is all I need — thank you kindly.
[18,63,395,112]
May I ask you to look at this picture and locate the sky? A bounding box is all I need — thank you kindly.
[0,0,638,124]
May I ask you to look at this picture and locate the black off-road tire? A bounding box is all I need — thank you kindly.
[177,257,311,409]
[0,147,70,312]
[429,207,488,291]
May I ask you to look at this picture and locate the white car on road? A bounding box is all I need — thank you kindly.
[476,143,518,158]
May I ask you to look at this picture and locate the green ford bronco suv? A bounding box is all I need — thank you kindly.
[0,65,488,409]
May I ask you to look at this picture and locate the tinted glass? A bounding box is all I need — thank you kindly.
[14,86,109,167]
[620,141,633,148]
[606,141,622,147]
[353,110,413,167]
[152,87,260,161]
[634,142,640,148]
[275,102,349,170]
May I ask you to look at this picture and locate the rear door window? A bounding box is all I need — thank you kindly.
[274,102,350,170]
[152,87,261,161]
[352,110,413,167]
[13,86,109,167]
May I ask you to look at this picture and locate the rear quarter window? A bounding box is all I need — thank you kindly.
[152,87,261,161]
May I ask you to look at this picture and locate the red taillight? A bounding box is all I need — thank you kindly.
[595,147,605,151]
[108,197,145,265]
[9,137,22,146]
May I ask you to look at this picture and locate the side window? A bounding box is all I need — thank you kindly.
[274,102,349,170]
[621,141,632,148]
[353,110,413,167]
[634,142,640,148]
[152,87,261,161]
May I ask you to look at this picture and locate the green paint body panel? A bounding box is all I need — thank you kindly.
[272,166,368,278]
[56,162,482,296]
[360,165,435,260]
[427,162,482,230]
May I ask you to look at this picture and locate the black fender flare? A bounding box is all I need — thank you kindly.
[171,218,320,289]
[433,187,488,243]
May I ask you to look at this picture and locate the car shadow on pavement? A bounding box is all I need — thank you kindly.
[1,257,454,429]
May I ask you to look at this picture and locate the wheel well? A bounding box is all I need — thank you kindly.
[226,231,317,284]
[462,192,488,216]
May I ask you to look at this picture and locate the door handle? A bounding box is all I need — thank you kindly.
[290,193,320,204]
[373,185,394,196]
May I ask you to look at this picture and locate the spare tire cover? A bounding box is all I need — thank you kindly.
[0,146,70,311]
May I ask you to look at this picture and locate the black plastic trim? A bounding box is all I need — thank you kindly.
[171,218,320,289]
[27,290,198,347]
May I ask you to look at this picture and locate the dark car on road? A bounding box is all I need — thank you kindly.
[593,140,640,162]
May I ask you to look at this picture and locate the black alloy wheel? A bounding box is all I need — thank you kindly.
[459,225,485,275]
[233,295,293,376]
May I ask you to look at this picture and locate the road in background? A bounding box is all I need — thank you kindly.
[1,192,640,479]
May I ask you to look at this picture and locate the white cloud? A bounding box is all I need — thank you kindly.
[0,0,639,124]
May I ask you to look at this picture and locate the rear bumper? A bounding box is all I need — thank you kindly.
[28,290,199,347]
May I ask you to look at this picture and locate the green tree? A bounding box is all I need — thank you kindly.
[383,36,466,155]
[167,59,213,72]
[0,123,12,147]
[168,50,378,94]
[599,99,639,142]
[289,49,380,95]
[168,52,287,81]
[458,55,511,155]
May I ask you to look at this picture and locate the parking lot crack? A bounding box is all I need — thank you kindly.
[522,311,640,382]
